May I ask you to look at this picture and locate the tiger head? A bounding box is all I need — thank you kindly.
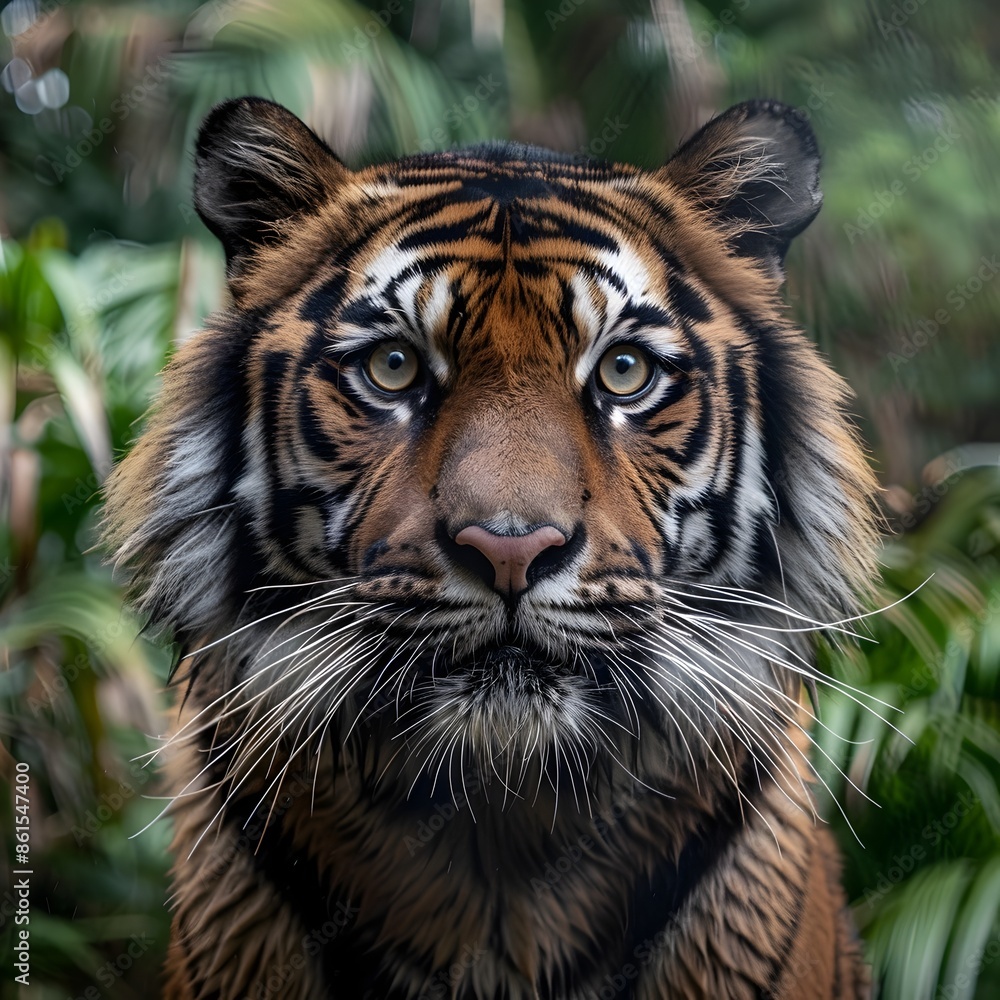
[105,97,878,809]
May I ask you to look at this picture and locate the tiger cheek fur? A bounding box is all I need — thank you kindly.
[104,96,876,999]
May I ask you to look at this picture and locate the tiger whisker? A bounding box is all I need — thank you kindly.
[607,650,701,791]
[641,648,818,824]
[178,586,368,662]
[656,602,904,724]
[186,626,386,849]
[641,628,872,838]
[676,614,909,745]
[660,614,878,748]
[620,652,783,848]
[148,607,387,763]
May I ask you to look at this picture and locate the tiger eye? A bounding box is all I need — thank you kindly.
[597,344,653,397]
[366,341,419,392]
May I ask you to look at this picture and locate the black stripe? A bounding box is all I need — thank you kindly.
[668,274,712,323]
[300,270,348,324]
[223,790,377,996]
[748,315,804,533]
[755,856,808,998]
[699,346,751,571]
[397,203,498,250]
[259,348,289,475]
[604,755,767,999]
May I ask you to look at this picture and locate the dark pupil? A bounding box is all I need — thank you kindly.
[614,353,635,375]
[386,350,405,371]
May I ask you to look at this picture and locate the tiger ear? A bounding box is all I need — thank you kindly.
[194,97,347,274]
[661,100,822,267]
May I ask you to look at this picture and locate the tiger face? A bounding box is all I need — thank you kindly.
[107,98,877,806]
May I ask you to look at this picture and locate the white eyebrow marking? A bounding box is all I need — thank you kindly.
[362,244,420,298]
[331,267,455,395]
[422,272,453,383]
[573,244,682,385]
[571,272,602,385]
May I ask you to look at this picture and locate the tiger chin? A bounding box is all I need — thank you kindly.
[104,95,877,999]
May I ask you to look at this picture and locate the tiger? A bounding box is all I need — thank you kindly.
[103,95,878,999]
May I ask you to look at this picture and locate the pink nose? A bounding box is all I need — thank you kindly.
[455,525,566,596]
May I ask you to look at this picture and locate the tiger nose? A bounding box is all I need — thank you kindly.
[455,525,566,597]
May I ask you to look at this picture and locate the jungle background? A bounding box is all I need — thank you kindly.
[1,0,999,996]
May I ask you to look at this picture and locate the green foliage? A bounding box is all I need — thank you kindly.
[816,469,1000,998]
[1,234,176,993]
[1,0,998,996]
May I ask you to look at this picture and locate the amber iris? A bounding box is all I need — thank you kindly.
[366,341,419,391]
[597,344,653,397]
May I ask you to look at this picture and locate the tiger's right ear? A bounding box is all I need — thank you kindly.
[660,100,822,272]
[194,97,348,276]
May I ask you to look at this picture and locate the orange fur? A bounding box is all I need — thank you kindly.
[106,98,876,999]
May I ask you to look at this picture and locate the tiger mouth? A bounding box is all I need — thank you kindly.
[430,641,577,685]
[346,626,629,758]
[389,640,610,760]
[401,640,626,722]
[447,642,574,681]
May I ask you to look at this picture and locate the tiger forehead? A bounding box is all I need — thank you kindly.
[324,187,682,362]
[332,245,679,374]
[369,142,642,197]
[277,151,714,377]
[347,150,662,276]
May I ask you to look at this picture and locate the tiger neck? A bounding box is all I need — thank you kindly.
[165,677,821,997]
[250,746,803,980]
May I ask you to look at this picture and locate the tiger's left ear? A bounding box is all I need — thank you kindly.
[194,97,348,278]
[661,100,822,269]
